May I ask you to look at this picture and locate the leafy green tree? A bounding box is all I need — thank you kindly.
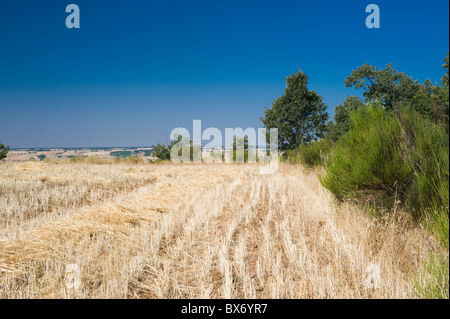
[151,135,198,161]
[405,54,449,126]
[410,79,448,124]
[344,63,420,110]
[170,135,199,162]
[345,58,449,124]
[261,70,328,152]
[0,143,9,160]
[37,154,46,161]
[325,96,364,141]
[151,143,171,160]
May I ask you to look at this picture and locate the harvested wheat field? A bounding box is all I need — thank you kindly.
[0,161,438,298]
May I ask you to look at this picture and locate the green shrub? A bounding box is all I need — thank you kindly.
[398,108,449,220]
[151,144,170,160]
[320,105,412,207]
[321,104,449,299]
[320,103,449,233]
[421,150,449,250]
[152,136,200,162]
[286,139,333,167]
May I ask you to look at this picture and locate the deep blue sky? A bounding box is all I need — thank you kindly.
[0,0,448,147]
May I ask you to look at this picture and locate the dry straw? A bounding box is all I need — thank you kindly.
[0,161,438,298]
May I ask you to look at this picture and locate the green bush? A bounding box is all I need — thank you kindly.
[421,147,449,250]
[151,135,199,162]
[320,103,449,225]
[398,109,449,221]
[151,144,171,160]
[320,104,412,207]
[286,139,333,167]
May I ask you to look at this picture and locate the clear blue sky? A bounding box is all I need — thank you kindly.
[0,0,448,147]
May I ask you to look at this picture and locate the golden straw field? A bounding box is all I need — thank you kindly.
[0,161,439,298]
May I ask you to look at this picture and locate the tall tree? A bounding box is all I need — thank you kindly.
[345,59,449,125]
[260,71,328,152]
[151,143,171,160]
[344,63,420,110]
[151,135,198,161]
[407,53,449,125]
[410,79,448,124]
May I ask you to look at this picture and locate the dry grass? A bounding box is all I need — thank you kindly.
[0,161,438,298]
[0,161,157,240]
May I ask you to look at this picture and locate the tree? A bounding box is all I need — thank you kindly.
[151,135,198,161]
[403,54,449,125]
[345,59,449,125]
[260,70,328,152]
[344,63,420,110]
[325,96,364,142]
[150,143,171,160]
[410,79,448,124]
[0,143,9,160]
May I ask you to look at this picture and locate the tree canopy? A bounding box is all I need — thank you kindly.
[151,135,196,161]
[344,63,420,110]
[344,54,449,127]
[260,70,328,152]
